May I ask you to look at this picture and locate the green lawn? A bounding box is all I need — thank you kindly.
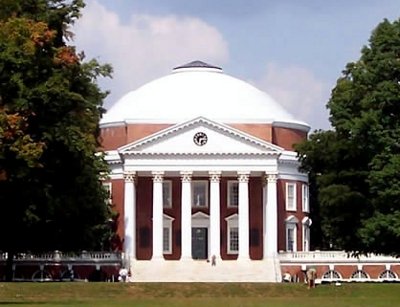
[0,282,398,307]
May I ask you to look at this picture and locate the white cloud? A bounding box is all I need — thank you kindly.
[253,63,331,130]
[72,0,229,108]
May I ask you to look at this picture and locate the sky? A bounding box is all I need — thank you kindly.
[73,0,400,131]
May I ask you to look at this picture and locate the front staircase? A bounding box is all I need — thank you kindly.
[130,257,280,282]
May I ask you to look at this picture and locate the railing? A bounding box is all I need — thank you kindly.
[278,251,400,263]
[0,251,122,263]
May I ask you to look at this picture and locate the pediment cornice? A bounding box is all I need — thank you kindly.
[118,117,283,156]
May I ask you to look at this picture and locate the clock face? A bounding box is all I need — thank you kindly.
[193,132,208,146]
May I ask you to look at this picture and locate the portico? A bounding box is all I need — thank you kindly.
[122,169,279,262]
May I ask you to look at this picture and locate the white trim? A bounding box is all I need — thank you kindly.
[285,182,297,211]
[192,211,210,227]
[302,183,309,212]
[227,180,239,208]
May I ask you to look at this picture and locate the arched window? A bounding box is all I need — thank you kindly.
[350,270,369,280]
[302,217,312,252]
[32,270,53,282]
[378,270,397,280]
[285,215,298,252]
[322,270,342,280]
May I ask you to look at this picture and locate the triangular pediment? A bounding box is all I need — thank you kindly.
[192,211,209,220]
[119,117,283,155]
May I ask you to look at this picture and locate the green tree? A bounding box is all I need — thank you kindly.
[0,0,116,280]
[296,18,400,256]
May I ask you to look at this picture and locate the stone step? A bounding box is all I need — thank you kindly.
[129,258,279,282]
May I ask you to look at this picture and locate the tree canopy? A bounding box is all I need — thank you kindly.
[296,18,400,256]
[0,0,116,262]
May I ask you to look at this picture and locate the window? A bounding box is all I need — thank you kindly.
[350,270,369,280]
[192,181,208,207]
[163,227,171,254]
[225,214,239,254]
[229,227,239,253]
[227,181,239,207]
[379,270,397,280]
[163,181,172,208]
[103,182,112,204]
[287,228,295,251]
[322,270,342,280]
[163,215,174,254]
[303,225,310,251]
[285,215,298,252]
[286,182,296,211]
[302,217,312,252]
[302,184,309,212]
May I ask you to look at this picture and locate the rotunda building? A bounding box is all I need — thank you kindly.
[100,61,311,282]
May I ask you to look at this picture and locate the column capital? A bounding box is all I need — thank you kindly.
[237,171,250,183]
[180,171,193,183]
[123,171,136,183]
[209,171,222,183]
[266,173,278,183]
[152,171,164,183]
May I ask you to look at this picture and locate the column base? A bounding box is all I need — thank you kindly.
[150,255,165,262]
[179,256,193,261]
[237,255,251,261]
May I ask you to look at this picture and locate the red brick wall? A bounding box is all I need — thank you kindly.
[163,177,182,260]
[220,177,238,260]
[277,179,309,252]
[249,177,263,260]
[277,179,286,251]
[136,177,153,260]
[100,126,127,150]
[127,124,172,144]
[280,264,400,282]
[228,123,272,142]
[272,126,307,150]
[100,124,172,151]
[100,123,308,152]
[111,179,124,251]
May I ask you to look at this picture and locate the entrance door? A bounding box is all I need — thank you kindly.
[192,227,208,259]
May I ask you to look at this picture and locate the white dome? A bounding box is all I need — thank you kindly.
[100,61,309,131]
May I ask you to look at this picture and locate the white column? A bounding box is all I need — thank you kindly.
[152,171,164,260]
[238,172,250,260]
[124,172,136,262]
[209,171,221,261]
[180,171,193,260]
[265,173,278,256]
[262,175,268,258]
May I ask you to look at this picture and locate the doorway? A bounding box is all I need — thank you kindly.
[192,227,208,259]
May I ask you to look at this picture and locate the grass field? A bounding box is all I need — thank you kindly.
[0,282,399,307]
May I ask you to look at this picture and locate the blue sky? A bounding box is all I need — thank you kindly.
[73,0,400,130]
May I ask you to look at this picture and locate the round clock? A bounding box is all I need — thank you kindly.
[193,132,208,146]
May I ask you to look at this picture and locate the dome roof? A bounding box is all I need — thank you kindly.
[100,61,310,131]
